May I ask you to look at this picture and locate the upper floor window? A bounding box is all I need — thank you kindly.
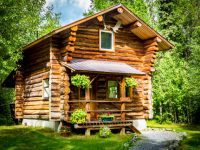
[100,30,114,51]
[43,79,49,99]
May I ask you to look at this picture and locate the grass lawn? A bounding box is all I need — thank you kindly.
[147,120,200,150]
[0,125,133,150]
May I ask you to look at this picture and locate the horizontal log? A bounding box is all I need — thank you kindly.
[23,101,49,106]
[24,105,49,110]
[23,110,49,115]
[24,97,45,101]
[23,115,49,120]
[126,112,144,116]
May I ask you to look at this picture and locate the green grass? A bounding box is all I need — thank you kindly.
[147,120,200,150]
[0,125,132,150]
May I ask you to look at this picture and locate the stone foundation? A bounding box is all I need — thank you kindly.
[22,119,60,131]
[132,119,147,131]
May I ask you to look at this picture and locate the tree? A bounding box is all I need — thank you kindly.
[153,0,200,123]
[85,0,152,25]
[0,0,60,125]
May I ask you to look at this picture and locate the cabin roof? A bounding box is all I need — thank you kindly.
[62,59,145,75]
[23,4,174,51]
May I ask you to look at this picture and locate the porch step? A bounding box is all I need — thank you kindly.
[128,125,141,134]
[74,121,140,134]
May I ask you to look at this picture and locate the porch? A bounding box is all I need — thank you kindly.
[62,59,145,135]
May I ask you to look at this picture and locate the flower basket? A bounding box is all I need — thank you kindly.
[100,113,114,122]
[101,117,114,122]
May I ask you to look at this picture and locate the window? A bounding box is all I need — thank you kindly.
[100,30,114,51]
[43,79,49,99]
[108,81,118,99]
[125,87,130,97]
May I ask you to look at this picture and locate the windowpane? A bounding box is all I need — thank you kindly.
[43,79,49,99]
[125,87,130,97]
[44,87,49,98]
[108,81,118,99]
[101,31,113,50]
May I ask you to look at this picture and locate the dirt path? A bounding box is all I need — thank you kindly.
[131,130,186,150]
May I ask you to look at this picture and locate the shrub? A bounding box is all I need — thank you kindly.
[60,126,71,137]
[99,126,111,138]
[70,109,87,124]
[155,113,173,124]
[125,77,137,87]
[71,74,90,89]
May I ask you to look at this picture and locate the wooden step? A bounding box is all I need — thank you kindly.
[128,125,141,134]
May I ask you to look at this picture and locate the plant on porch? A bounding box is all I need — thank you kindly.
[99,126,111,138]
[125,77,137,87]
[71,74,90,89]
[70,109,87,124]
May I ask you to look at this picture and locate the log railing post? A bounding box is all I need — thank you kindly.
[85,88,90,121]
[120,77,126,121]
[85,87,91,136]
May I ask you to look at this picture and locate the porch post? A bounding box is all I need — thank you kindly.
[85,88,90,121]
[85,88,91,136]
[120,77,126,120]
[120,77,126,134]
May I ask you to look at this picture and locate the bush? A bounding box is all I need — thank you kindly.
[125,77,137,87]
[70,109,87,124]
[155,113,173,124]
[71,74,90,89]
[99,126,111,138]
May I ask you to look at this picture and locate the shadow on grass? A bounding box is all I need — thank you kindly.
[0,126,130,150]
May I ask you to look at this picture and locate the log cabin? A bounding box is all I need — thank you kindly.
[3,4,173,134]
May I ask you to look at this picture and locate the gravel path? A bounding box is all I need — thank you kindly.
[131,129,186,150]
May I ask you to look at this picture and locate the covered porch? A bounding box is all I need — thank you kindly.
[62,59,145,135]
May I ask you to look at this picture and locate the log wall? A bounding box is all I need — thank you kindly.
[17,18,158,121]
[62,19,158,120]
[15,70,24,119]
[49,38,63,121]
[18,40,50,120]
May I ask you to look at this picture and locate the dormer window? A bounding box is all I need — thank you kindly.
[99,30,114,51]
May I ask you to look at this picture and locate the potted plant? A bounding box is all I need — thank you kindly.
[125,77,137,87]
[71,74,90,89]
[70,109,87,124]
[100,112,115,122]
[99,126,111,138]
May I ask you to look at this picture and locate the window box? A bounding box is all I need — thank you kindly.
[100,114,115,122]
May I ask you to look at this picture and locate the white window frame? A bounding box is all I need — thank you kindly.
[42,79,49,99]
[99,30,114,51]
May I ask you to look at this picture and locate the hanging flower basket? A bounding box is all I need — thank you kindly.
[125,77,137,87]
[71,74,90,89]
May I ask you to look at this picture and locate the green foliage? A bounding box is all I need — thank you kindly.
[0,125,133,150]
[125,77,137,87]
[152,0,200,124]
[154,113,173,124]
[99,126,111,138]
[0,0,60,125]
[85,0,153,25]
[71,74,90,89]
[70,109,87,124]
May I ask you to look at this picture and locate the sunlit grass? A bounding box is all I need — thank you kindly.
[147,120,200,150]
[0,125,132,150]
